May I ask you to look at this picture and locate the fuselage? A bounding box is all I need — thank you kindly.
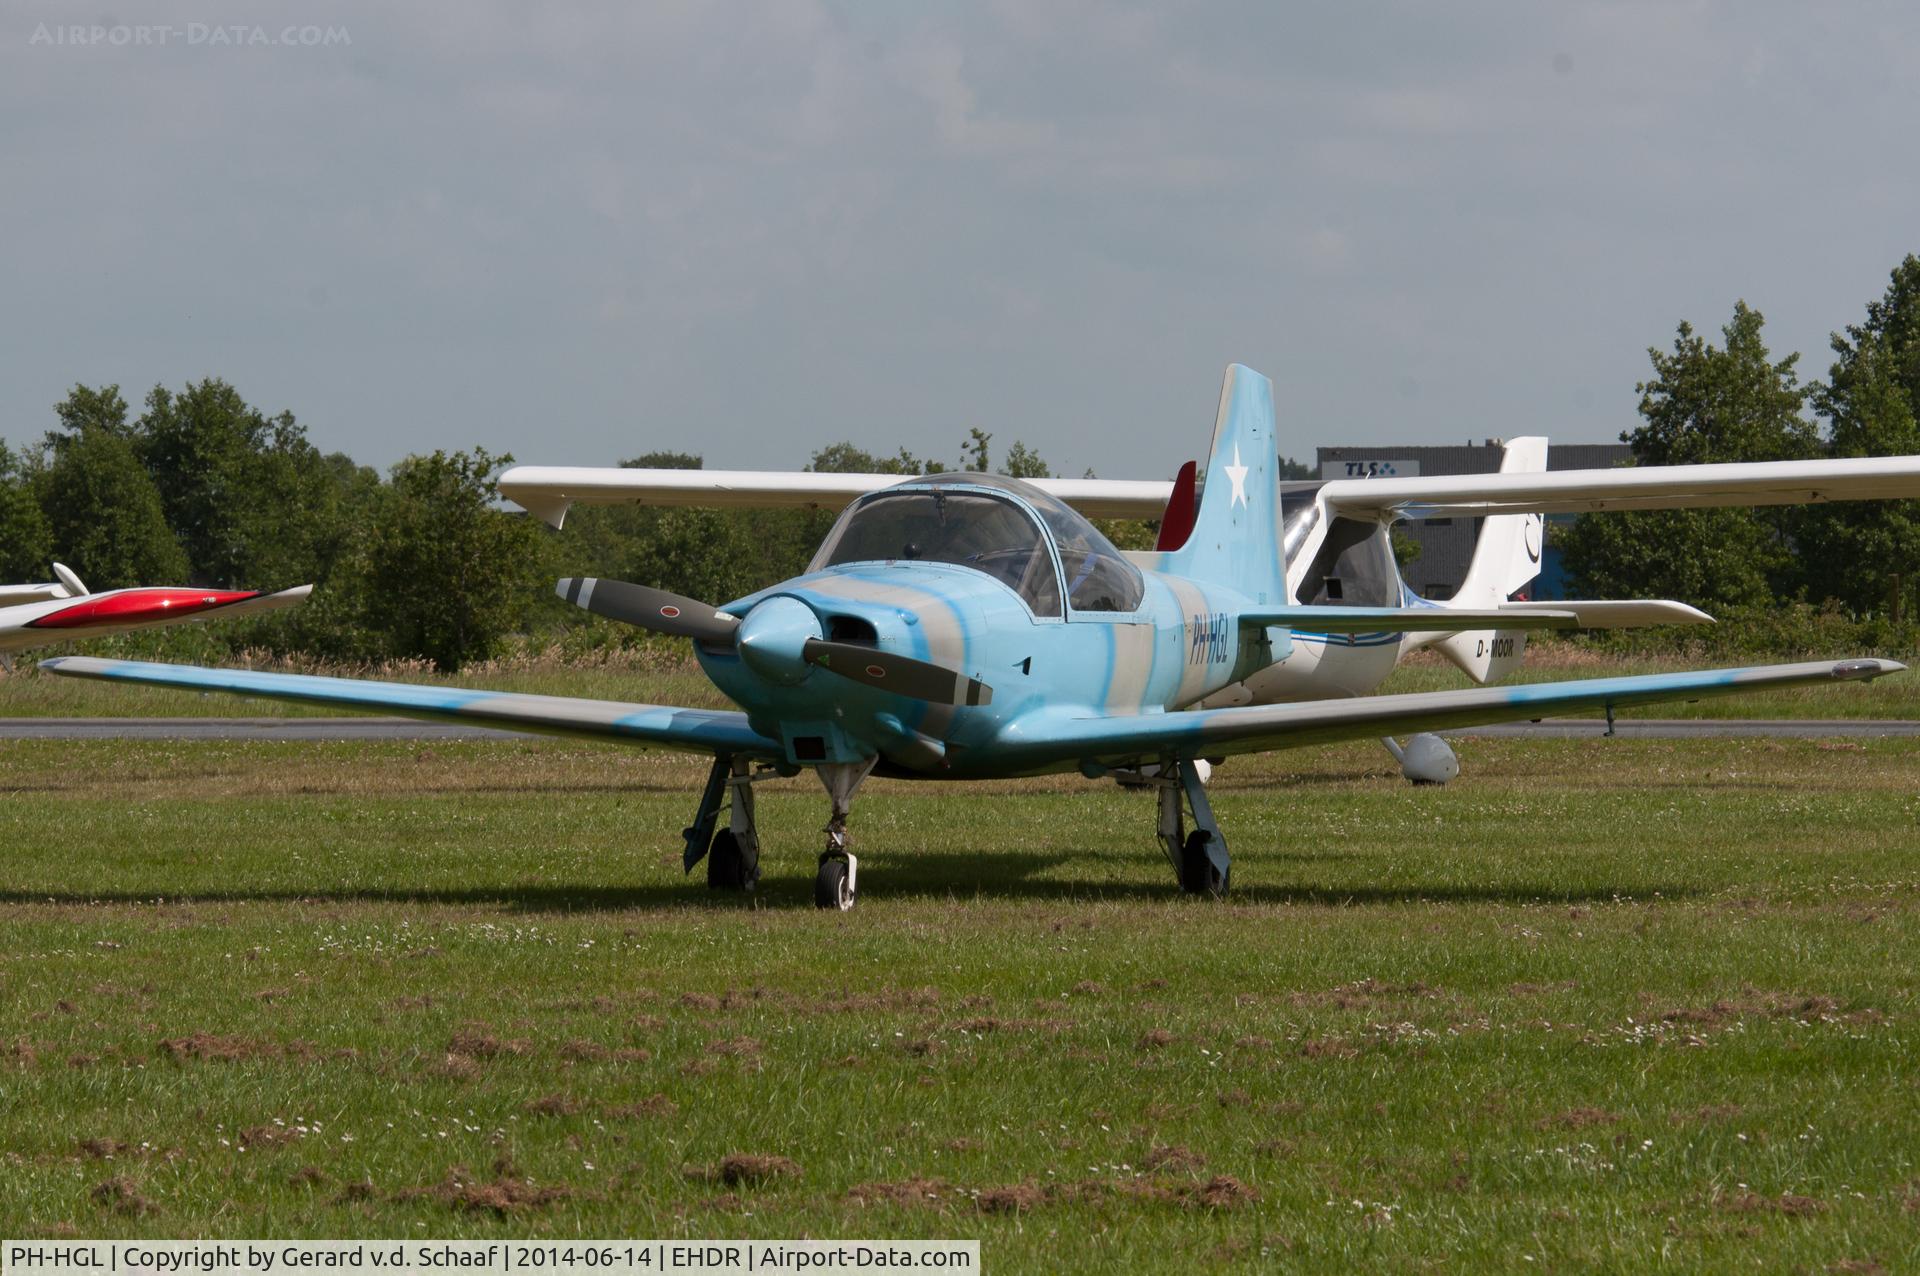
[1207,480,1411,706]
[687,472,1418,780]
[697,561,1273,779]
[0,587,275,654]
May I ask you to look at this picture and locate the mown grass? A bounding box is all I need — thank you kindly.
[1,735,1916,1272]
[2,639,1915,720]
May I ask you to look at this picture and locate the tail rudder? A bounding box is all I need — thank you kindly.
[1157,364,1288,605]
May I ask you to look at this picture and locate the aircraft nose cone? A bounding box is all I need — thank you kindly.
[735,596,821,686]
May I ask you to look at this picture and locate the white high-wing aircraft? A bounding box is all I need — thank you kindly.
[0,562,310,665]
[499,404,1920,783]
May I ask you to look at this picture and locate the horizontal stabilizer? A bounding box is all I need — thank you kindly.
[1500,599,1712,627]
[1247,605,1578,634]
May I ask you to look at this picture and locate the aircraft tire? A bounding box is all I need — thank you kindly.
[708,830,750,890]
[1179,830,1224,896]
[814,856,853,910]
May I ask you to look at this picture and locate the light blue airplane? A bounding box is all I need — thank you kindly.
[42,365,1904,908]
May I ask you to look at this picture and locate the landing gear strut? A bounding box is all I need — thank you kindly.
[814,757,876,911]
[683,756,768,892]
[1147,758,1230,896]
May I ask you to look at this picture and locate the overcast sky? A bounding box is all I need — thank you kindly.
[3,1,1916,480]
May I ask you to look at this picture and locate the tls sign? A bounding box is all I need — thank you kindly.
[1321,459,1421,479]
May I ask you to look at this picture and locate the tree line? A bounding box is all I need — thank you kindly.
[1561,256,1920,616]
[3,255,1914,670]
[0,391,1142,669]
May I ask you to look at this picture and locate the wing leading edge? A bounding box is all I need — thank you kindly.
[497,466,1174,527]
[504,454,1920,529]
[38,657,782,757]
[998,658,1905,771]
[1321,455,1920,519]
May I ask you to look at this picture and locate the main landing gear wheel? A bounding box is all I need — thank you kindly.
[1156,758,1231,897]
[707,829,758,892]
[1179,830,1226,896]
[815,854,855,911]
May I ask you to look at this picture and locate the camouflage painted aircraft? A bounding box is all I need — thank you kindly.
[43,367,1907,907]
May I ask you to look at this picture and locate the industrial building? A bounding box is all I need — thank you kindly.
[1314,441,1632,600]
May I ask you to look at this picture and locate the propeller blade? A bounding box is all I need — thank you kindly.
[556,577,740,644]
[801,639,994,706]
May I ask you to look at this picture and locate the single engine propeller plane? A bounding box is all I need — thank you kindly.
[43,366,1909,908]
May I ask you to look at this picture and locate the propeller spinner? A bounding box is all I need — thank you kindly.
[556,577,993,706]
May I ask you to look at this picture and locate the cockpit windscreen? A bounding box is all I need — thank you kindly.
[815,489,1063,617]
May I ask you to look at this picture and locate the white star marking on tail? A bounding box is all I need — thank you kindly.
[1223,445,1250,508]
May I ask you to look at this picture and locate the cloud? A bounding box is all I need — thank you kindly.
[0,0,1916,478]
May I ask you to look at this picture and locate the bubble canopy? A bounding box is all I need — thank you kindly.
[810,472,1146,617]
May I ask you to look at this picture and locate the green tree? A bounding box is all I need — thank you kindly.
[1797,255,1920,611]
[1390,527,1422,569]
[53,383,138,441]
[627,450,703,470]
[961,427,992,472]
[808,442,941,475]
[1000,441,1050,479]
[0,442,54,582]
[553,451,822,607]
[1559,302,1817,609]
[135,379,341,589]
[35,398,189,588]
[326,449,544,670]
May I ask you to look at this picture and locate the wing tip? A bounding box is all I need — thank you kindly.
[1832,658,1906,681]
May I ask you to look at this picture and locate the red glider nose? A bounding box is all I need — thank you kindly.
[25,588,261,629]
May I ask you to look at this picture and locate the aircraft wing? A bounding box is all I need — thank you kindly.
[503,454,1920,528]
[1001,658,1903,770]
[497,466,1173,527]
[38,657,783,757]
[0,583,67,607]
[1320,455,1920,519]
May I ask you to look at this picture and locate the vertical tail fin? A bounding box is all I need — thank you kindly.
[1424,437,1548,684]
[1157,364,1287,604]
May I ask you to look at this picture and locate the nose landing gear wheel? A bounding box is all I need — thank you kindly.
[815,854,856,911]
[1179,830,1226,896]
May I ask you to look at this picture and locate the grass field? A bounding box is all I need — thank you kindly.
[3,639,1918,720]
[2,732,1917,1271]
